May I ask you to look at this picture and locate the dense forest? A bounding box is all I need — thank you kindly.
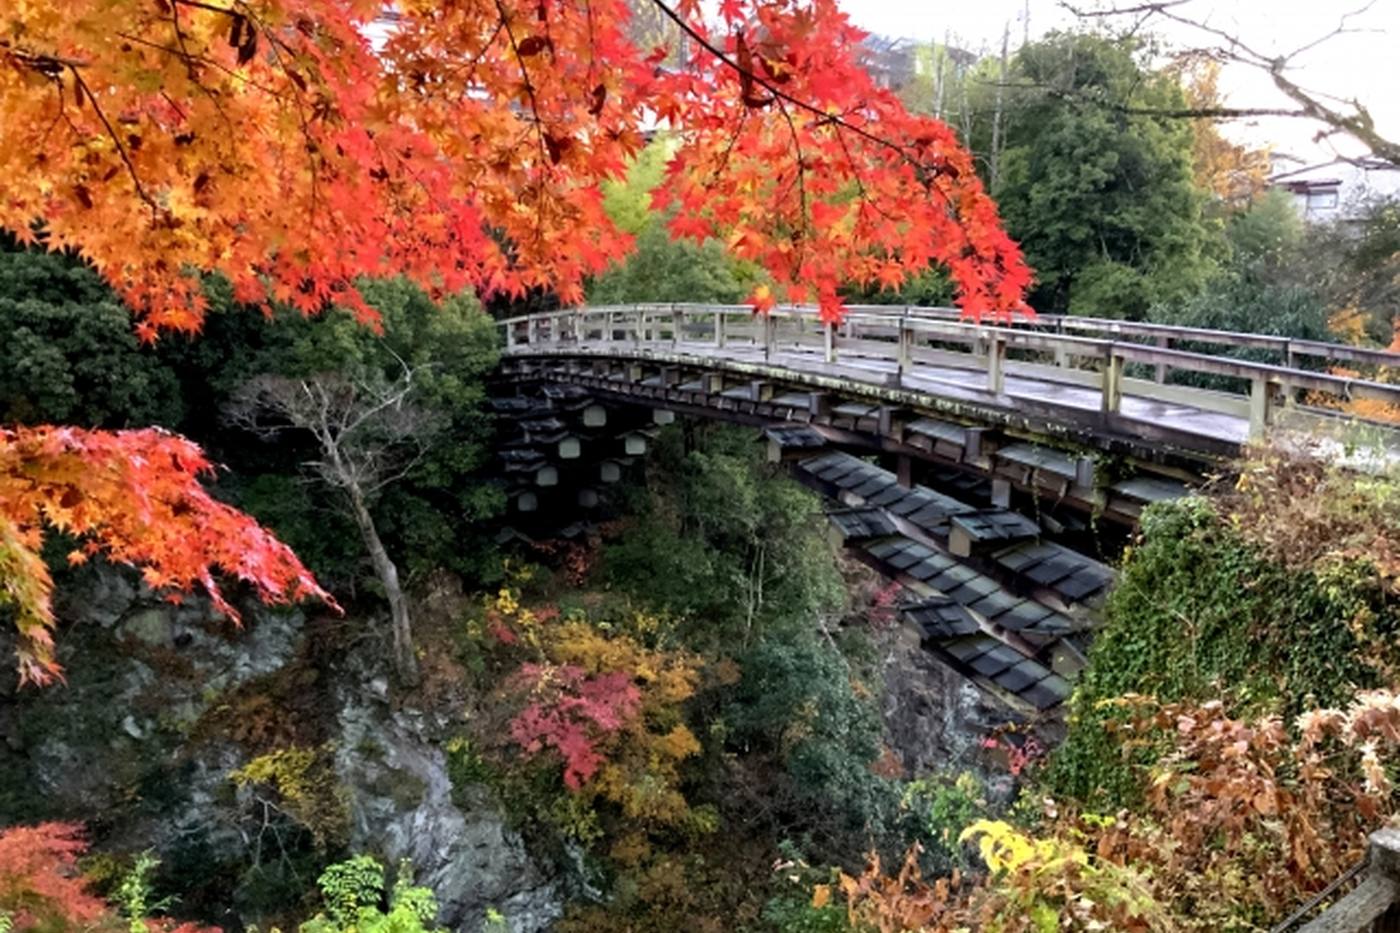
[3,3,1400,933]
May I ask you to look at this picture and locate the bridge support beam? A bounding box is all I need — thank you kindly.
[878,407,904,443]
[991,478,1012,509]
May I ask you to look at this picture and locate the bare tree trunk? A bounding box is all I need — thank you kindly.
[932,33,948,118]
[990,22,1010,188]
[348,488,419,687]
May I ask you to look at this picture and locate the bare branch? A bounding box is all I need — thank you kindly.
[1059,0,1400,165]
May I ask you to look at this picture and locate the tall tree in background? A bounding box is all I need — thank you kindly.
[1171,58,1271,210]
[588,139,758,304]
[0,0,1033,681]
[993,33,1214,317]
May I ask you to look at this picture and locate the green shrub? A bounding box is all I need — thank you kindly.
[298,857,443,933]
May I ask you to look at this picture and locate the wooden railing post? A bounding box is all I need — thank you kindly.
[1101,347,1123,414]
[1299,828,1400,932]
[824,321,837,364]
[714,309,727,348]
[1249,377,1276,440]
[1154,334,1169,383]
[987,335,1006,395]
[574,310,584,344]
[632,306,642,347]
[506,321,517,349]
[604,310,615,345]
[897,320,913,375]
[763,313,776,361]
[672,306,683,348]
[1283,339,1298,408]
[1053,319,1069,369]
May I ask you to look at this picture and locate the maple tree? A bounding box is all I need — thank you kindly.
[0,426,332,685]
[0,0,1030,683]
[1,0,1029,327]
[0,822,106,930]
[510,664,643,790]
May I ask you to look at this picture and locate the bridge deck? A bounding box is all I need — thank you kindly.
[500,304,1400,464]
[694,340,1250,446]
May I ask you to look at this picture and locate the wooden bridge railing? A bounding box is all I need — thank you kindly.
[497,303,1400,441]
[1287,829,1400,932]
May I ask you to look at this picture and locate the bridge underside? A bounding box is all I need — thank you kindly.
[489,359,1163,720]
[497,352,1198,526]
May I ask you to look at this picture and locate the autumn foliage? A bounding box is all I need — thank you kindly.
[482,587,708,854]
[0,822,106,930]
[825,688,1400,931]
[0,426,332,684]
[1,0,1029,330]
[510,664,643,790]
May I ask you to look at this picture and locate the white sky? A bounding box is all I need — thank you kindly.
[839,0,1400,163]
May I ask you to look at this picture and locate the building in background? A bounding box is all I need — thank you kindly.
[1270,156,1400,224]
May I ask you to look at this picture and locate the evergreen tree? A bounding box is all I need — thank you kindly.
[993,33,1217,318]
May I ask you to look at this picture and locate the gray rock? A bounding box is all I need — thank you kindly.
[120,607,175,647]
[877,623,1062,781]
[55,567,138,628]
[335,694,561,933]
[7,565,561,932]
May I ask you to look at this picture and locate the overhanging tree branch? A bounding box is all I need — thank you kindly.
[1061,0,1399,165]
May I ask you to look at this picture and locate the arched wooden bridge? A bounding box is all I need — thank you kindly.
[490,304,1400,719]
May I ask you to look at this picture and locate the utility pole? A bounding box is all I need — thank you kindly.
[990,21,1010,188]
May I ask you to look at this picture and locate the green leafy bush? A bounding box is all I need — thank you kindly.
[298,857,443,933]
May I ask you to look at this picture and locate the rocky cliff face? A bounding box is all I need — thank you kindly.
[0,564,560,932]
[874,621,1065,803]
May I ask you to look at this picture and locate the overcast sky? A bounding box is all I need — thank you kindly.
[838,0,1399,163]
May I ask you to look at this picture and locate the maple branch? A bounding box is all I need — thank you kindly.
[772,95,810,247]
[170,0,243,17]
[112,33,291,101]
[648,0,923,168]
[67,66,160,216]
[493,0,553,256]
[494,0,551,171]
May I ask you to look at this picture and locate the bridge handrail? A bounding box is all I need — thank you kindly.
[839,304,1400,369]
[497,304,1400,439]
[497,303,1400,370]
